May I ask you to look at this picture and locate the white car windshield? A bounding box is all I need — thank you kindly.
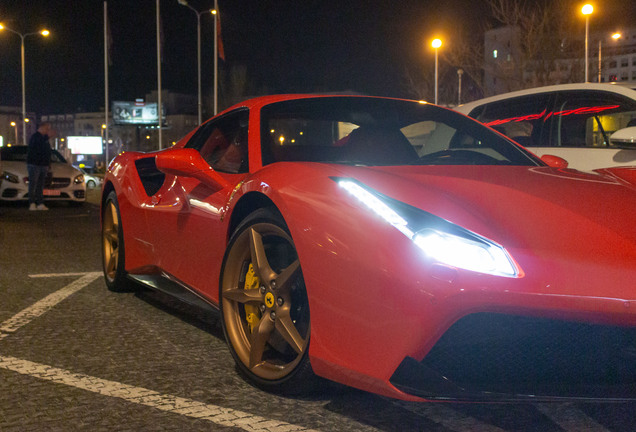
[1,146,67,163]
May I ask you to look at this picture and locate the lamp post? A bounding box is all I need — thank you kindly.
[0,24,50,146]
[457,68,464,106]
[431,38,442,105]
[178,0,215,124]
[213,1,219,115]
[581,4,593,83]
[598,32,622,83]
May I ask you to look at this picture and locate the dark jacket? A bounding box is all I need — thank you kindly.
[27,132,51,166]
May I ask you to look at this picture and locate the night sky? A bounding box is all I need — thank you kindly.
[0,0,634,116]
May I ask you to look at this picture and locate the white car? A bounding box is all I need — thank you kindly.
[0,146,86,205]
[455,83,636,171]
[79,168,102,189]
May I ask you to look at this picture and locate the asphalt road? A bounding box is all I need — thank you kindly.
[1,193,636,431]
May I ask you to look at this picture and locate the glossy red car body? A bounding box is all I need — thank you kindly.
[102,95,636,402]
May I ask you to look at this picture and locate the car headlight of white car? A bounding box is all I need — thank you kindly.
[73,174,85,185]
[2,171,19,184]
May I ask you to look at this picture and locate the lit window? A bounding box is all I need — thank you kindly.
[493,50,498,59]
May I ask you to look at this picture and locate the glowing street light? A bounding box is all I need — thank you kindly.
[431,38,442,105]
[581,4,593,82]
[0,24,50,145]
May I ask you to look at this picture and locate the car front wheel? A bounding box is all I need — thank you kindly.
[220,208,314,393]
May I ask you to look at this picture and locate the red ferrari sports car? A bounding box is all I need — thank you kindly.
[101,95,636,402]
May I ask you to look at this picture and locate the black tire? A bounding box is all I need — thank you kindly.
[102,191,129,292]
[219,208,315,393]
[87,180,96,188]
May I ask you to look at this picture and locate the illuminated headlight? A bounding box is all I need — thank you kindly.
[413,229,517,277]
[2,171,19,184]
[336,178,520,278]
[74,174,85,185]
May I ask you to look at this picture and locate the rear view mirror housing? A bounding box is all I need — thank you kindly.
[155,148,231,191]
[541,154,569,169]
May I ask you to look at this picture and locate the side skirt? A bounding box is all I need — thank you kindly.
[128,272,220,315]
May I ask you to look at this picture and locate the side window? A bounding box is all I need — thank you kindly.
[550,91,636,148]
[185,109,249,173]
[469,94,551,147]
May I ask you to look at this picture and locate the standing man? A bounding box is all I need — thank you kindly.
[27,122,53,211]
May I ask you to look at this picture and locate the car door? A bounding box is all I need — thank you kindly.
[148,109,250,300]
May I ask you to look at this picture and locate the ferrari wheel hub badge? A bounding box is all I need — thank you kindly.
[265,292,275,308]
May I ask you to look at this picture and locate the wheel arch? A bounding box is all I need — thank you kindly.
[101,180,116,212]
[227,191,283,241]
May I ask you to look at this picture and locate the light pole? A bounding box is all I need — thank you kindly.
[213,1,219,115]
[178,0,215,124]
[598,32,622,83]
[0,24,50,146]
[457,68,463,106]
[431,38,442,105]
[581,4,593,83]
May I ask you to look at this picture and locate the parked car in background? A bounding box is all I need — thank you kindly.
[0,146,86,205]
[79,168,102,188]
[456,83,636,171]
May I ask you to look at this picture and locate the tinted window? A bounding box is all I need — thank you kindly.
[468,94,551,148]
[185,109,249,173]
[260,97,541,167]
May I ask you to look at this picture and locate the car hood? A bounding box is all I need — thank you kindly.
[2,161,82,178]
[329,164,636,276]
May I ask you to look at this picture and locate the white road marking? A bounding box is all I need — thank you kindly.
[0,272,102,338]
[0,355,319,432]
[535,403,612,432]
[0,272,320,431]
[28,272,101,278]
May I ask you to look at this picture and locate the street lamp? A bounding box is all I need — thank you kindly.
[431,38,442,105]
[0,24,50,146]
[178,0,215,124]
[598,32,622,82]
[581,4,593,82]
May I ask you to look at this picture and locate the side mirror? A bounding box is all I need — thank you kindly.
[155,148,231,190]
[610,126,636,149]
[541,154,569,169]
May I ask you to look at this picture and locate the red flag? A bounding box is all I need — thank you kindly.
[217,13,225,61]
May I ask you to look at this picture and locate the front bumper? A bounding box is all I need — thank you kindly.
[389,313,636,401]
[1,183,85,202]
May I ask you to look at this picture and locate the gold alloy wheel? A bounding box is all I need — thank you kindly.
[221,221,310,382]
[102,198,120,284]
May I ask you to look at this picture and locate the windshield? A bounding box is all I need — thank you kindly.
[260,97,542,167]
[0,146,67,163]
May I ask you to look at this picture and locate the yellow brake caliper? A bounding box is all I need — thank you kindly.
[243,263,261,332]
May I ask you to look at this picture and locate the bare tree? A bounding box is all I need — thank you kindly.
[485,0,578,92]
[402,0,580,103]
